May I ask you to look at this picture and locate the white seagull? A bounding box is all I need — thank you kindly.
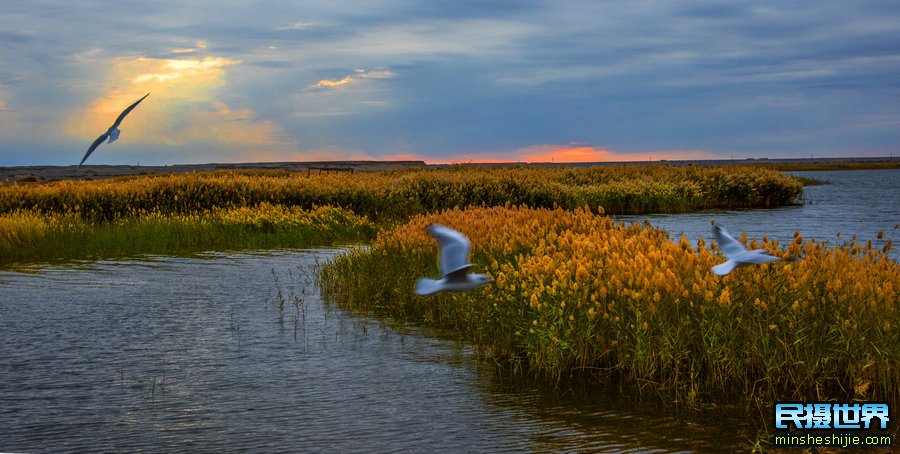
[77,93,149,169]
[415,224,494,295]
[711,223,784,276]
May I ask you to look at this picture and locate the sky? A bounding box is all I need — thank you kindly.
[1,1,899,166]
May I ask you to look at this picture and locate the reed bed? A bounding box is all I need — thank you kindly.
[0,203,374,265]
[320,205,900,407]
[0,165,803,222]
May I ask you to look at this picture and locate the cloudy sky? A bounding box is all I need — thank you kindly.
[1,1,899,166]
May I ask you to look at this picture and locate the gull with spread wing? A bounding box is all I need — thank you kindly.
[415,224,494,295]
[77,93,149,169]
[711,223,785,276]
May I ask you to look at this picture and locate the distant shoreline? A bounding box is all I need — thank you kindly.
[1,156,896,184]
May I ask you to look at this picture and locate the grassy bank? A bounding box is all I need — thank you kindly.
[0,165,804,265]
[0,203,375,266]
[0,165,803,222]
[320,205,900,408]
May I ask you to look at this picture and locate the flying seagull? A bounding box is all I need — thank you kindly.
[77,93,149,169]
[711,223,785,276]
[415,224,494,295]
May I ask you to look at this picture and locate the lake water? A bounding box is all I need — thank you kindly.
[1,169,896,452]
[616,169,900,261]
[0,251,755,452]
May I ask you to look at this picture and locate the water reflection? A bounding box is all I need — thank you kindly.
[1,250,752,452]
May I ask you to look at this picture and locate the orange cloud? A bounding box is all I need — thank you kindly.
[65,55,293,152]
[314,76,354,88]
[312,69,395,89]
[130,56,237,85]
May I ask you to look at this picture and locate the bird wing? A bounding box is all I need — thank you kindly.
[414,278,444,295]
[712,224,747,259]
[78,132,109,168]
[426,223,474,276]
[445,267,472,284]
[711,260,739,276]
[738,251,783,265]
[111,93,149,128]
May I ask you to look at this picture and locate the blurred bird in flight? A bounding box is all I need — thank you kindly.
[415,224,494,295]
[711,223,785,275]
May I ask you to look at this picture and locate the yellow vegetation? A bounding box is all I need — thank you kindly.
[0,165,803,222]
[322,205,900,406]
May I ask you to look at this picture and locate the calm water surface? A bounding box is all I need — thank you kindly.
[1,250,752,453]
[2,169,894,452]
[617,169,900,261]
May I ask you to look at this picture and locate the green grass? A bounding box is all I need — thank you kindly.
[0,204,376,267]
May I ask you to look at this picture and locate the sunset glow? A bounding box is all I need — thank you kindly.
[515,145,720,163]
[64,55,291,156]
[0,2,897,165]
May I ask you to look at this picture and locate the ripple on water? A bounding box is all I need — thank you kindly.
[1,252,755,452]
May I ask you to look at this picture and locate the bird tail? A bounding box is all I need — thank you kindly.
[415,278,442,295]
[711,260,739,276]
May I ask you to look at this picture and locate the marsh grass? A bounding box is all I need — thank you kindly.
[267,266,317,346]
[0,204,375,266]
[0,165,804,222]
[320,205,900,410]
[0,165,804,266]
[788,175,826,186]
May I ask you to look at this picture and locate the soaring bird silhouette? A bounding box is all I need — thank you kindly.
[77,93,149,169]
[711,223,785,275]
[415,224,494,295]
